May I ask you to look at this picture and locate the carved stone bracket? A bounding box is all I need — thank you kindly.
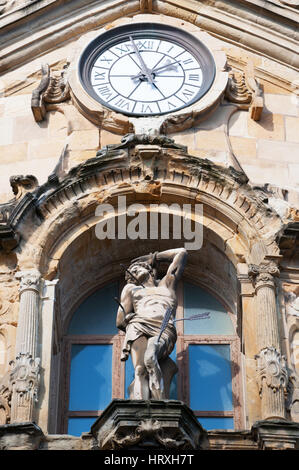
[31,63,70,122]
[91,399,209,450]
[255,347,288,396]
[225,60,264,121]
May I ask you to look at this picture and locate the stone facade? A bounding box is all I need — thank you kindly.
[0,0,298,451]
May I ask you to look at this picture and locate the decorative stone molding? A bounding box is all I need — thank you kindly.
[252,419,299,450]
[225,61,264,121]
[31,63,70,122]
[0,422,43,450]
[255,347,288,396]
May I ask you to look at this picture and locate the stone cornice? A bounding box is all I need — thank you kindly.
[0,0,298,76]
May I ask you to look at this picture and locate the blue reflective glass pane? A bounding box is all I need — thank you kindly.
[189,344,233,411]
[124,354,134,399]
[169,347,178,400]
[69,344,112,410]
[183,282,234,335]
[68,282,119,335]
[197,417,234,431]
[124,346,177,399]
[68,417,97,436]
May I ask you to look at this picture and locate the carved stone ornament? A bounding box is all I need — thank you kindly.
[0,175,39,253]
[255,347,288,396]
[91,399,208,450]
[31,63,70,122]
[104,418,196,450]
[0,372,11,425]
[225,60,264,121]
[9,353,40,408]
[16,269,41,294]
[248,261,280,290]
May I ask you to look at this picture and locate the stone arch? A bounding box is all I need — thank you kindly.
[14,137,282,275]
[7,137,285,431]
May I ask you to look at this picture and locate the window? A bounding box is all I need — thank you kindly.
[62,280,241,435]
[62,282,122,435]
[177,282,241,431]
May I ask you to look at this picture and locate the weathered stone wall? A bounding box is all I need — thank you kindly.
[0,14,298,203]
[0,2,298,445]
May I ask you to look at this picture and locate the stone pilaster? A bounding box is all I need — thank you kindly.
[10,270,41,423]
[249,261,287,421]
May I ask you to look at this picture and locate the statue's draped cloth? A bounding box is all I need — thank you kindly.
[121,286,177,361]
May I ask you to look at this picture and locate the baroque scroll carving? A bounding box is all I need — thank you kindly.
[31,63,70,122]
[225,60,264,121]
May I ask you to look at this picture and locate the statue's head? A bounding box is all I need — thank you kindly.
[125,261,155,285]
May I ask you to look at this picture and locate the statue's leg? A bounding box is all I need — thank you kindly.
[144,336,165,399]
[130,336,150,400]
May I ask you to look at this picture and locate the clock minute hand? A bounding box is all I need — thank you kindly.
[129,36,154,85]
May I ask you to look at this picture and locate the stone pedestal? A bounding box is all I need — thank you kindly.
[252,419,299,450]
[91,399,209,450]
[0,422,43,450]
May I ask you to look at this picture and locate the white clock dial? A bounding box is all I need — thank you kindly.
[90,37,203,116]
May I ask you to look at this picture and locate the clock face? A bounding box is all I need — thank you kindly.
[79,24,215,117]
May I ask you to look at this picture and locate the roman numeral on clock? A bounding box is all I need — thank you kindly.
[188,74,200,81]
[94,71,106,80]
[114,97,131,111]
[140,103,153,113]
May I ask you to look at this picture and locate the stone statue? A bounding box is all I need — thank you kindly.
[116,248,187,400]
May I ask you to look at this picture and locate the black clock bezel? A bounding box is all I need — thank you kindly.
[79,23,216,117]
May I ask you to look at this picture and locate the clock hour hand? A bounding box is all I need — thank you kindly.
[152,59,182,74]
[129,36,155,85]
[131,59,182,81]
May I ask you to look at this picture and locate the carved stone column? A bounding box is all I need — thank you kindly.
[10,270,41,423]
[249,261,287,421]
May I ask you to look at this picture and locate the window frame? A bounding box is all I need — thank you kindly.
[61,334,124,434]
[60,278,243,433]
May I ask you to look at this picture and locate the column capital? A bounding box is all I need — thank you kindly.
[15,269,41,294]
[248,261,279,290]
